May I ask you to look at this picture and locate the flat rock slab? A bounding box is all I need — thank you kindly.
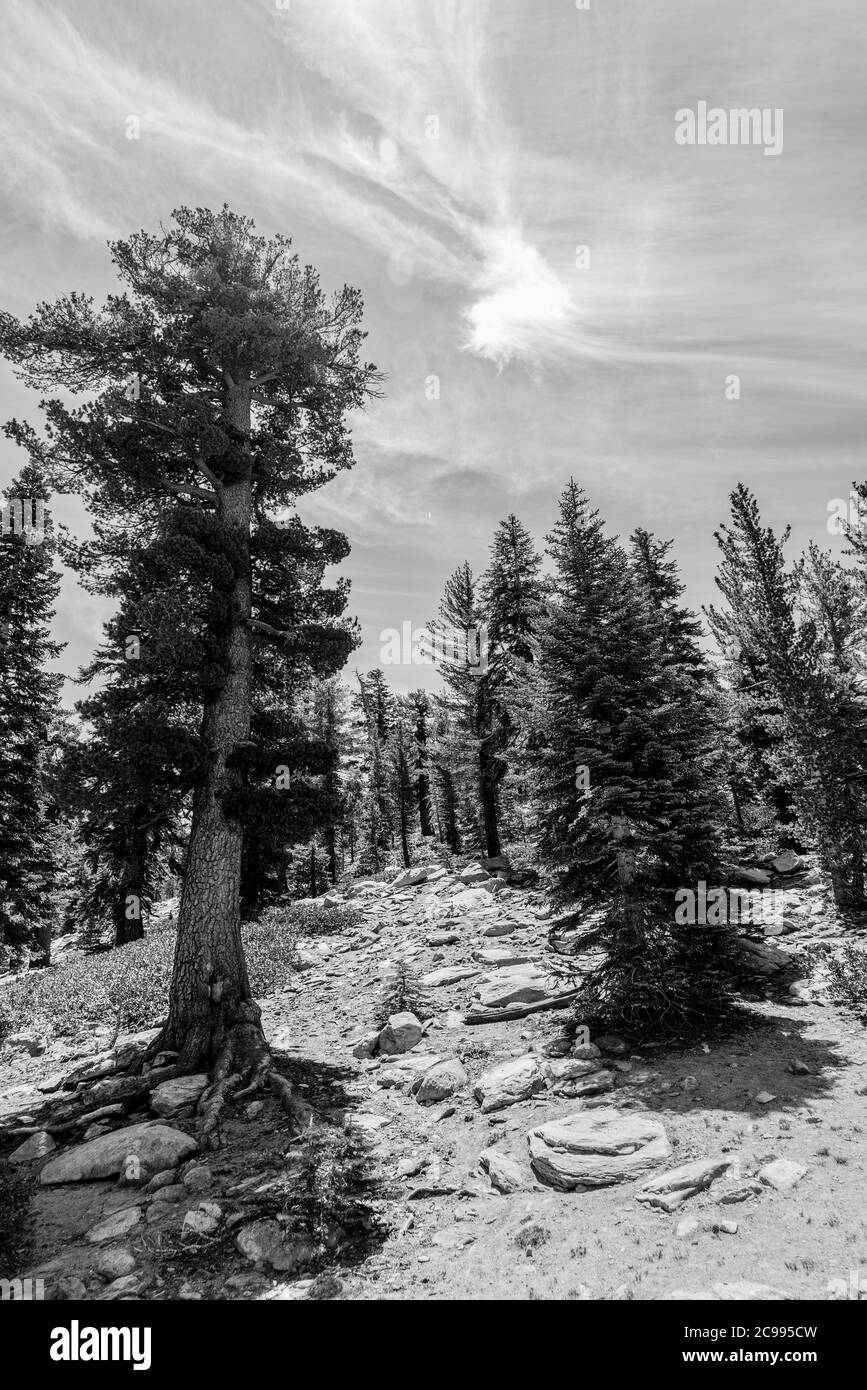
[474,1055,545,1113]
[529,1108,670,1190]
[86,1206,142,1244]
[40,1122,198,1185]
[636,1157,733,1211]
[9,1131,56,1164]
[539,1057,614,1099]
[473,948,533,967]
[427,931,461,946]
[421,965,482,988]
[473,965,563,1011]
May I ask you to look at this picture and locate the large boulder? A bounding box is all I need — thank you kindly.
[150,1074,209,1118]
[528,1108,670,1189]
[40,1122,198,1185]
[737,937,792,977]
[392,866,429,890]
[377,1012,423,1056]
[771,850,802,875]
[459,864,491,885]
[412,1059,468,1105]
[474,1055,545,1113]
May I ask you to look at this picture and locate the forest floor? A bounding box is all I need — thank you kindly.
[3,864,867,1302]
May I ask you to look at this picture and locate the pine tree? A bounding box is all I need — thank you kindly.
[479,514,543,854]
[710,486,867,908]
[407,689,434,838]
[432,562,498,855]
[0,206,377,1093]
[0,463,62,965]
[528,481,735,1036]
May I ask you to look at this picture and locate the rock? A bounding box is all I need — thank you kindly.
[86,1207,142,1244]
[427,931,461,946]
[460,864,491,885]
[759,1158,807,1192]
[150,1074,209,1118]
[412,1059,468,1105]
[541,1032,573,1058]
[182,1201,222,1238]
[716,1181,763,1205]
[351,1031,380,1059]
[451,887,496,912]
[396,1155,429,1179]
[479,921,517,938]
[40,1122,198,1185]
[772,850,802,874]
[236,1219,315,1273]
[479,1147,527,1193]
[726,865,773,886]
[151,1183,186,1204]
[474,1055,545,1113]
[473,965,554,1010]
[636,1157,732,1212]
[96,1247,137,1280]
[421,965,481,988]
[539,1055,614,1099]
[737,938,792,977]
[481,854,512,873]
[473,947,532,968]
[528,1108,670,1190]
[392,866,429,889]
[144,1169,177,1194]
[595,1034,629,1056]
[378,1012,423,1056]
[5,1032,47,1056]
[755,1091,776,1105]
[182,1163,212,1192]
[100,1274,142,1300]
[787,1059,812,1075]
[50,1275,88,1300]
[9,1131,56,1164]
[246,1100,265,1119]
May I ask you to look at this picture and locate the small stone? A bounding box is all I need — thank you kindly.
[595,1034,629,1057]
[182,1201,222,1238]
[351,1031,380,1059]
[86,1207,142,1244]
[178,1281,202,1300]
[758,1158,807,1192]
[144,1162,177,1195]
[245,1100,265,1119]
[474,1055,545,1113]
[787,1060,812,1075]
[96,1247,137,1280]
[755,1091,776,1105]
[182,1163,212,1191]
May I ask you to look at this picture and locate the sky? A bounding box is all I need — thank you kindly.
[1,0,865,702]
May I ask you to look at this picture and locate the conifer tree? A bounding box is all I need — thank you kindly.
[0,207,377,1095]
[711,486,867,908]
[528,481,734,1035]
[0,463,62,965]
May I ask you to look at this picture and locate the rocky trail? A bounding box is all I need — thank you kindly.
[3,856,867,1302]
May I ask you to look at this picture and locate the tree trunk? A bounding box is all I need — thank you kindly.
[114,824,148,947]
[480,766,501,859]
[158,383,265,1073]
